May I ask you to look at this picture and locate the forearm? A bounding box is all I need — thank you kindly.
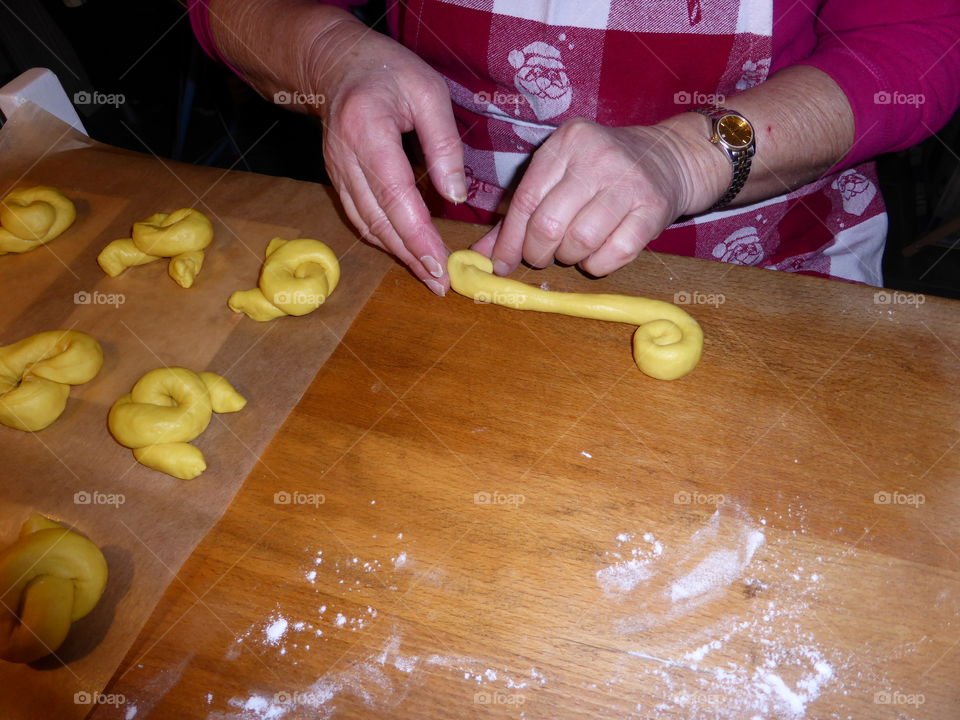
[206,0,365,109]
[664,65,855,215]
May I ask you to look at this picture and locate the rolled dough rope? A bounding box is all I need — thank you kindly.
[108,367,247,479]
[0,513,108,663]
[447,250,704,380]
[97,208,213,288]
[0,186,77,255]
[228,238,341,321]
[0,330,104,432]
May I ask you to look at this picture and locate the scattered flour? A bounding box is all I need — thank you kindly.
[669,530,765,603]
[607,504,767,633]
[214,630,546,720]
[595,530,664,597]
[586,502,886,718]
[264,617,288,646]
[596,559,653,595]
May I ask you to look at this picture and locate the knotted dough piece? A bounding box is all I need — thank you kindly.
[108,367,247,479]
[97,208,213,288]
[447,250,703,380]
[0,186,77,255]
[228,238,340,321]
[0,513,108,663]
[0,330,104,432]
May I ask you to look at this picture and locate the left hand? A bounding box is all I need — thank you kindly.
[472,117,726,277]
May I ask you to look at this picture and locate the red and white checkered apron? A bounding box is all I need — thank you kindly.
[395,0,886,284]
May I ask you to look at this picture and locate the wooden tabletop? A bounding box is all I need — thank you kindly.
[90,219,960,719]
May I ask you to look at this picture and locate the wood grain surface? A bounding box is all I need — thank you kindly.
[88,220,960,720]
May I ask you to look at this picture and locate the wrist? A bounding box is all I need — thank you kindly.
[208,0,361,108]
[655,112,733,216]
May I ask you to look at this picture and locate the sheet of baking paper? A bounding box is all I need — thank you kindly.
[0,103,394,718]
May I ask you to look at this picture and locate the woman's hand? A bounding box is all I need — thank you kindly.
[472,116,727,278]
[312,24,466,295]
[210,4,466,295]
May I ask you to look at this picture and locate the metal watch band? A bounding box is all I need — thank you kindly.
[710,152,752,211]
[689,106,754,212]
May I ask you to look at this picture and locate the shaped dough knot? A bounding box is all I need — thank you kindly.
[0,186,77,255]
[229,238,340,321]
[97,208,213,288]
[0,514,108,663]
[108,367,247,479]
[0,330,104,431]
[447,250,704,380]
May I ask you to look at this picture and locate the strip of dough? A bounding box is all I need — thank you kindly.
[447,250,703,380]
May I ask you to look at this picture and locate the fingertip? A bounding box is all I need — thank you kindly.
[424,278,447,297]
[492,258,511,276]
[443,172,468,204]
[419,254,446,279]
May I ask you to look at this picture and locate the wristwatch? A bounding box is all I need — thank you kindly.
[688,106,756,211]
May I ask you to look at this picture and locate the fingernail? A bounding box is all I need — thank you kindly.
[420,255,444,278]
[493,259,510,276]
[445,172,468,204]
[425,278,446,297]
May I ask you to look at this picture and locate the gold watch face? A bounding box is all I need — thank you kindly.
[717,114,753,149]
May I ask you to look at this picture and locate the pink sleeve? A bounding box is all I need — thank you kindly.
[797,0,960,170]
[187,0,242,75]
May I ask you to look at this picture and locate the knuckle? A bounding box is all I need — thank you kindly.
[560,117,596,138]
[408,73,451,108]
[338,88,376,116]
[636,207,668,239]
[529,211,564,243]
[609,235,638,262]
[373,180,414,212]
[511,188,541,217]
[642,192,671,219]
[566,223,603,252]
[428,134,462,160]
[425,73,452,100]
[367,213,394,240]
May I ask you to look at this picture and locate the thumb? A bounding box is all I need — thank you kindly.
[413,89,467,204]
[470,220,501,257]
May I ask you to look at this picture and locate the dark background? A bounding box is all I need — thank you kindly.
[2,0,958,298]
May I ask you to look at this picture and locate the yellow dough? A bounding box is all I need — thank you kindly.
[0,514,108,663]
[447,250,703,380]
[0,186,77,255]
[108,367,247,479]
[229,238,340,321]
[0,330,104,431]
[97,208,213,288]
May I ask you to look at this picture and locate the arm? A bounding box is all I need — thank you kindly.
[664,64,856,216]
[798,0,960,170]
[192,0,468,295]
[480,64,857,277]
[483,0,960,278]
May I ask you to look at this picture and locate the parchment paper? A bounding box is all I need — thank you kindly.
[0,103,393,718]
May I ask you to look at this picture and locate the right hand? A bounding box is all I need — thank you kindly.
[301,19,466,295]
